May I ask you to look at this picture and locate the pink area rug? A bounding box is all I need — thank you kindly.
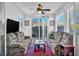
[24,41,54,56]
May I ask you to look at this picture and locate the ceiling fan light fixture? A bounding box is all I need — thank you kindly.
[37,11,42,14]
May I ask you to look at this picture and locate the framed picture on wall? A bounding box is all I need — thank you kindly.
[25,20,29,26]
[50,20,54,26]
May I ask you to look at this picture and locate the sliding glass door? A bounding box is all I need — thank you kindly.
[32,18,48,40]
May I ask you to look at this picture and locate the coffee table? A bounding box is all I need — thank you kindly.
[34,40,45,52]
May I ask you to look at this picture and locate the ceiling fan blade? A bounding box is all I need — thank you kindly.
[41,11,45,14]
[42,9,50,11]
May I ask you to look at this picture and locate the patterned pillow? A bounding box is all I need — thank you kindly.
[54,32,63,42]
[19,32,25,40]
[15,32,25,42]
[7,33,17,45]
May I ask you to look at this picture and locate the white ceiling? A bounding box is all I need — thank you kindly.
[11,2,66,14]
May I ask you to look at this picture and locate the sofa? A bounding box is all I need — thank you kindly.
[7,32,31,56]
[48,32,74,56]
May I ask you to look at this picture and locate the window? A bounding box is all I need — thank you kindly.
[56,13,65,32]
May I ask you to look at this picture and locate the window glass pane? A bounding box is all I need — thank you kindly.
[57,13,65,32]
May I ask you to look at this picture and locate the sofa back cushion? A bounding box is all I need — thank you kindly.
[15,32,25,42]
[54,32,63,42]
[61,33,73,45]
[7,33,18,45]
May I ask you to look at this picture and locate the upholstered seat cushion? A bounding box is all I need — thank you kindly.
[7,44,25,56]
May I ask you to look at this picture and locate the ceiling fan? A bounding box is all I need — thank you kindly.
[36,4,50,14]
[30,4,51,14]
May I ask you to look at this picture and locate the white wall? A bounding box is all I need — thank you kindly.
[6,2,27,36]
[6,2,24,22]
[0,2,5,55]
[48,14,55,35]
[19,17,32,37]
[0,22,5,36]
[0,2,5,36]
[0,3,5,21]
